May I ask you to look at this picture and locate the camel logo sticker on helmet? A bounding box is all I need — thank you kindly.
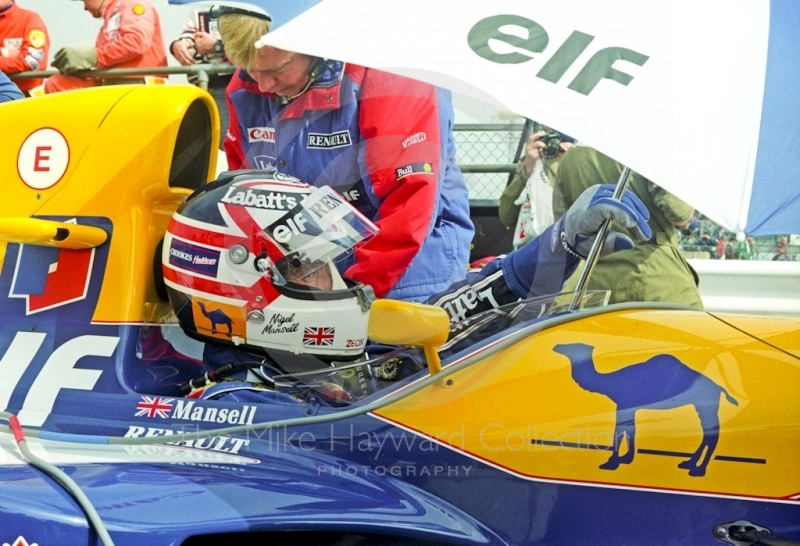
[193,299,244,340]
[553,343,741,477]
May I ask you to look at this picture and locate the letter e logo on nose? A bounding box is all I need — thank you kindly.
[18,128,70,190]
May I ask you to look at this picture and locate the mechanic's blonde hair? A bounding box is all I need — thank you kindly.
[218,13,271,70]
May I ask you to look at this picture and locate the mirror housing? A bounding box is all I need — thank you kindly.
[368,299,450,375]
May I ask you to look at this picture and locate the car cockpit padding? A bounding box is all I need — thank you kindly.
[169,98,213,190]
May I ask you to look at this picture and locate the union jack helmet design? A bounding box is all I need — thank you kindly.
[162,171,377,359]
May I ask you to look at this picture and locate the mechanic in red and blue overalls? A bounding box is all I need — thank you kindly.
[219,8,474,303]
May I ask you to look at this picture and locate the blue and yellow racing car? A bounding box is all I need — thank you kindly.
[0,85,798,546]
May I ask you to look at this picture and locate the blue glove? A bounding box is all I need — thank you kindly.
[560,184,652,258]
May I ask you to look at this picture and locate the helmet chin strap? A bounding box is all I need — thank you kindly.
[277,58,324,106]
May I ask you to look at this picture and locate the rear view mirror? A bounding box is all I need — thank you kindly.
[368,299,450,375]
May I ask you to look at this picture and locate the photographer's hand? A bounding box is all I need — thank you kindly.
[556,141,574,159]
[522,132,546,177]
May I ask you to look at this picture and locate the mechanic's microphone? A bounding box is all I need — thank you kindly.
[277,78,312,106]
[276,58,324,107]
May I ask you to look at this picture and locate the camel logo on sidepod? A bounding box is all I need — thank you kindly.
[553,343,738,477]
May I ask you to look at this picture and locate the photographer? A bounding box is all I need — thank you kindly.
[499,126,573,248]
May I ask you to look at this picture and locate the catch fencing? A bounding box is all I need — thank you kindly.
[453,123,527,202]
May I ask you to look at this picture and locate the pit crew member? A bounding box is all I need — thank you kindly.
[45,0,166,93]
[217,8,474,303]
[0,0,49,95]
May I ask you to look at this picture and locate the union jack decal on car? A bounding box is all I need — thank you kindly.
[135,396,175,419]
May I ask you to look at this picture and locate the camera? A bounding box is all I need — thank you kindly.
[538,131,564,159]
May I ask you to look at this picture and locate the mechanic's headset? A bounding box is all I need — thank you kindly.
[210,5,272,22]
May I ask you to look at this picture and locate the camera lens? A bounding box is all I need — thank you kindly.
[538,131,562,159]
[543,139,561,159]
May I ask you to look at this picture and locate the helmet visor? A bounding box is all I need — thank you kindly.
[265,186,378,285]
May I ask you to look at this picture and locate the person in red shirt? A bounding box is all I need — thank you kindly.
[716,234,727,260]
[0,0,49,95]
[44,0,166,94]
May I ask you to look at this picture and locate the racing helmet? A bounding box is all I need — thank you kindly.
[162,171,378,359]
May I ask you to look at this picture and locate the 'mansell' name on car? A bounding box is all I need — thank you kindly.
[173,400,257,425]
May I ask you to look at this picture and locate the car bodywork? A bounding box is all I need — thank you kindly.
[0,86,798,545]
